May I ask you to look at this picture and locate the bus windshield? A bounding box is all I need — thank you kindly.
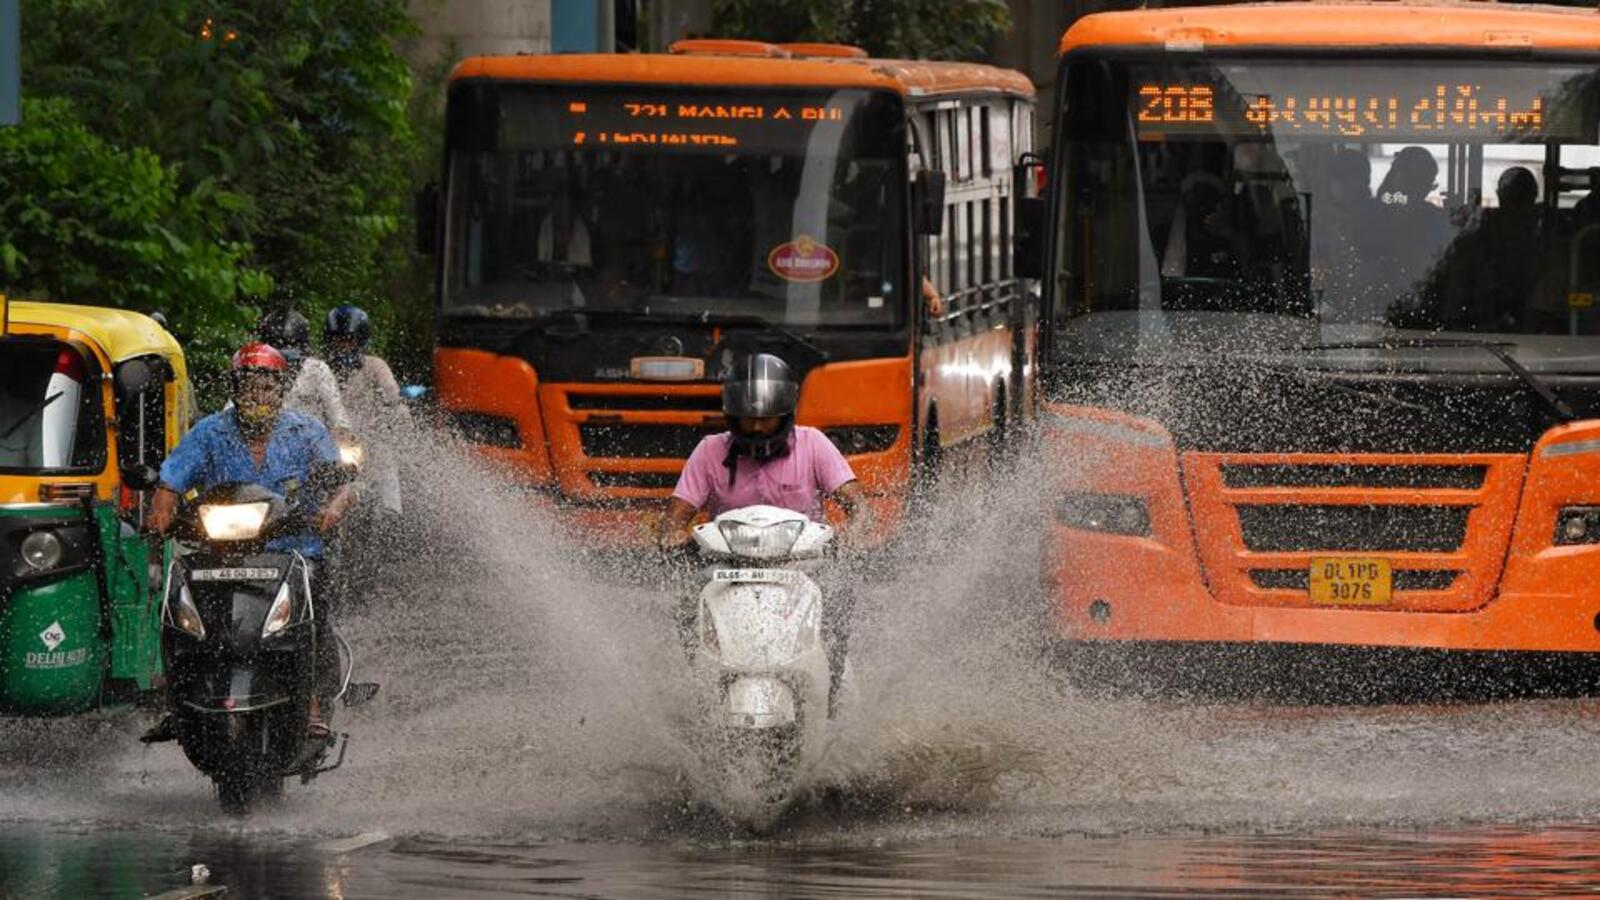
[1057,56,1600,371]
[443,85,906,329]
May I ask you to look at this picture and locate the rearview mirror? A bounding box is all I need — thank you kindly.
[1014,197,1045,280]
[415,183,439,255]
[113,358,157,402]
[913,169,946,236]
[122,464,160,492]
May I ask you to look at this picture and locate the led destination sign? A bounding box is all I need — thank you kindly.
[494,89,870,155]
[1132,63,1597,141]
[568,99,844,148]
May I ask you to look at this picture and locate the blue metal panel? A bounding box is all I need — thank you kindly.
[552,0,601,53]
[0,0,16,125]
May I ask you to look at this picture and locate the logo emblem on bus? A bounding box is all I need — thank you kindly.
[768,235,839,283]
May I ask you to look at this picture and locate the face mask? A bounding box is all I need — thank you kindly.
[235,402,278,436]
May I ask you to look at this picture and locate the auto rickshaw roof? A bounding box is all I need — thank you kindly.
[5,300,185,365]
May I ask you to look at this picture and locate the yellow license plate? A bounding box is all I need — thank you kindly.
[1308,557,1392,606]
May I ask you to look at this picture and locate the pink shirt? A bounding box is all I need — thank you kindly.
[673,426,856,520]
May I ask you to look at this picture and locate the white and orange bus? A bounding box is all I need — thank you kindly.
[421,40,1037,544]
[1029,2,1600,694]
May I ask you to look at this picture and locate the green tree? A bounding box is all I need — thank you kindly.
[0,98,269,380]
[20,0,422,372]
[710,0,1010,60]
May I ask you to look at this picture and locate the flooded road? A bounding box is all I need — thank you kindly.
[6,431,1600,896]
[10,820,1600,897]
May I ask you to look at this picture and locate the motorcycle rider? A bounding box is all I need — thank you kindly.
[148,342,354,738]
[323,305,404,523]
[657,352,868,712]
[257,307,353,438]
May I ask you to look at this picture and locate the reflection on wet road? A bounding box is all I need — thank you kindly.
[6,431,1600,896]
[11,822,1600,897]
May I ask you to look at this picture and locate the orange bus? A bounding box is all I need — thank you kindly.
[422,41,1037,543]
[1029,2,1600,693]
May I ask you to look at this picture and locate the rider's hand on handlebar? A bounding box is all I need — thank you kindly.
[657,528,694,555]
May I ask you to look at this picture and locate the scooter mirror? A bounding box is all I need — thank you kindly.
[122,463,160,492]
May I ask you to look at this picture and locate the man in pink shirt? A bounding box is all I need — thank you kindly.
[657,353,867,543]
[657,352,867,714]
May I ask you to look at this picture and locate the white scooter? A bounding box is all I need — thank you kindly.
[687,504,841,826]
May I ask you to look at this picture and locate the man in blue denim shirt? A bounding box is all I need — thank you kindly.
[148,342,353,736]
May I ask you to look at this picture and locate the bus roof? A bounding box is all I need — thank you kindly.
[6,300,183,365]
[1060,2,1600,55]
[450,52,1034,100]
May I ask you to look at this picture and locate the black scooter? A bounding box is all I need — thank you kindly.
[156,473,378,812]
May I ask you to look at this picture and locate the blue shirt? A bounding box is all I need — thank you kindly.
[160,409,340,558]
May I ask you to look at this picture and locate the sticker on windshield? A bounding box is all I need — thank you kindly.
[768,235,839,283]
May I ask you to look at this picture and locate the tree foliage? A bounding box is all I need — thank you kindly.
[0,98,267,378]
[710,0,1011,60]
[15,0,423,382]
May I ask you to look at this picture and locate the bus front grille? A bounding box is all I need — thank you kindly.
[578,423,719,459]
[1236,504,1470,553]
[1183,452,1525,613]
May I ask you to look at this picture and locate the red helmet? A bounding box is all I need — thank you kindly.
[232,342,288,372]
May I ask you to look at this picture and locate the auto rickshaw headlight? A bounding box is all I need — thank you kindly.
[20,530,63,571]
[261,581,294,638]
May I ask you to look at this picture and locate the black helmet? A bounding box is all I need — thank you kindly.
[258,308,311,353]
[722,353,798,462]
[324,305,372,346]
[324,305,371,376]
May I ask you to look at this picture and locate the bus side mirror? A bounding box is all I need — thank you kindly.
[913,170,946,236]
[1014,196,1045,280]
[415,182,440,256]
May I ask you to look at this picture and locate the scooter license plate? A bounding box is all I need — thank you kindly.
[191,567,280,582]
[712,568,799,584]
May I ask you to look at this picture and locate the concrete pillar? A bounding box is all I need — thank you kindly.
[409,0,552,63]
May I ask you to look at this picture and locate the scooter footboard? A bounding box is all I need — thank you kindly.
[724,676,797,729]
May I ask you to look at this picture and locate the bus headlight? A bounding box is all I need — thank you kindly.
[1057,492,1151,537]
[1556,506,1600,545]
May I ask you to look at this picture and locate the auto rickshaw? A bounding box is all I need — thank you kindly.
[0,295,191,716]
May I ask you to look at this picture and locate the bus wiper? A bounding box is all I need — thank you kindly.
[612,309,829,360]
[682,311,830,361]
[533,307,829,360]
[1292,337,1576,422]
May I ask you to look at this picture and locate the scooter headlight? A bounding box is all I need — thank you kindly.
[167,582,206,639]
[338,441,364,468]
[198,501,270,541]
[261,581,294,638]
[716,519,805,559]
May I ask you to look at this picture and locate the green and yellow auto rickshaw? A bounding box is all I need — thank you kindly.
[0,296,192,716]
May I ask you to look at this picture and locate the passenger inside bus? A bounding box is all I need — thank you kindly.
[1444,166,1542,332]
[1371,146,1452,321]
